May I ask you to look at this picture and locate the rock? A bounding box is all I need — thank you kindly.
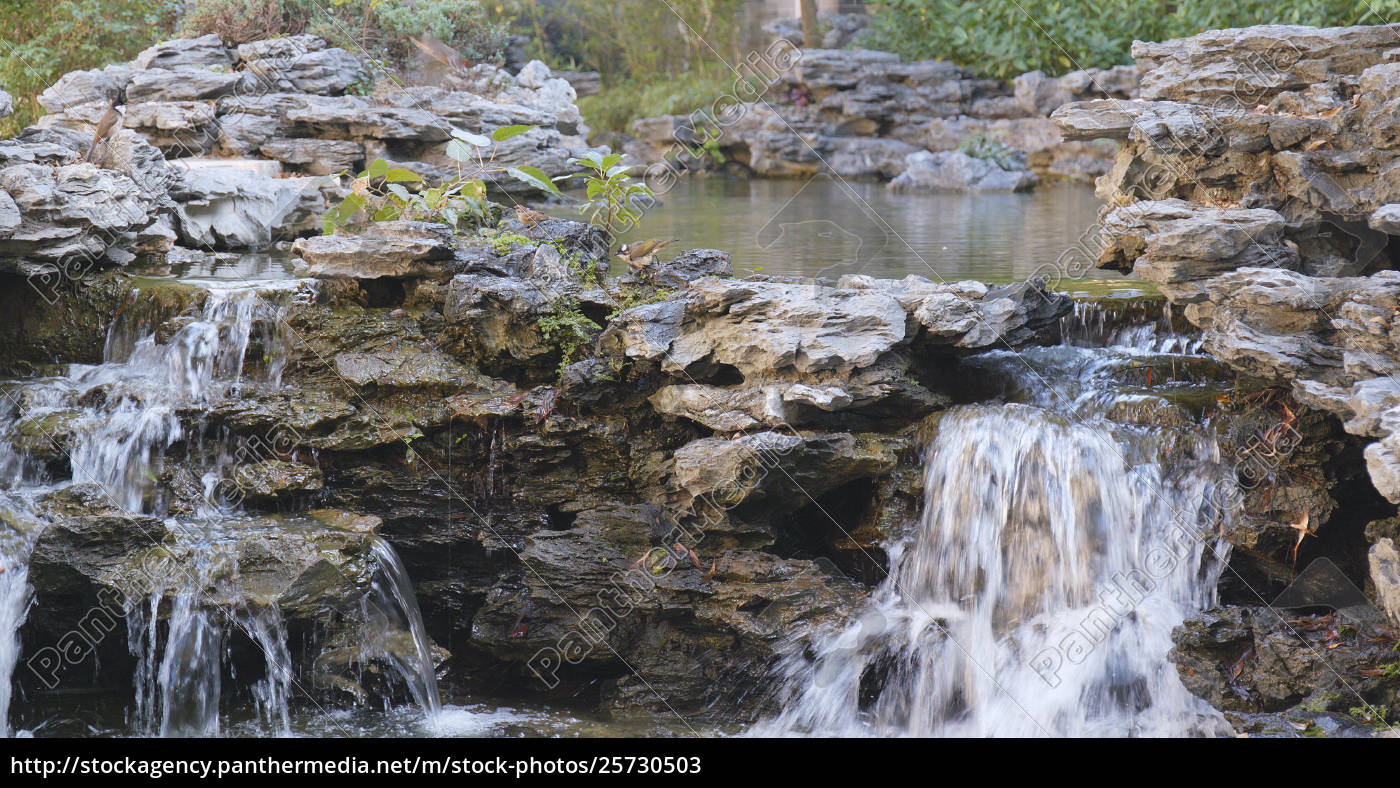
[0,89,11,119]
[1013,66,1137,116]
[1051,99,1154,141]
[555,70,601,97]
[134,34,233,71]
[645,248,732,288]
[0,156,163,272]
[38,66,132,113]
[1135,23,1400,105]
[125,68,246,104]
[27,484,170,598]
[241,46,361,96]
[1369,204,1400,235]
[228,459,324,504]
[294,221,455,279]
[889,150,1036,192]
[1372,538,1400,624]
[1096,200,1298,302]
[259,138,364,175]
[763,12,871,49]
[172,164,340,248]
[1171,604,1400,715]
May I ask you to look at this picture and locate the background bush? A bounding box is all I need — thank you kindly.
[497,0,749,134]
[862,0,1400,80]
[181,0,507,63]
[0,0,177,137]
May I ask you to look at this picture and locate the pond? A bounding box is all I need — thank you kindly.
[614,178,1143,294]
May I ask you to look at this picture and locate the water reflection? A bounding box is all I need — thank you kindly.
[617,178,1117,285]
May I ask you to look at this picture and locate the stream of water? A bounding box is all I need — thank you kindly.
[755,309,1237,737]
[0,285,441,738]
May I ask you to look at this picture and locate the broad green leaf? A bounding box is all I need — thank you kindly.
[387,183,412,201]
[385,167,423,183]
[508,165,562,195]
[362,159,388,180]
[490,124,534,142]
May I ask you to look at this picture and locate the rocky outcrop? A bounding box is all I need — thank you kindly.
[625,47,1133,185]
[889,149,1036,192]
[0,126,174,275]
[600,273,1070,432]
[1058,21,1400,728]
[19,34,605,262]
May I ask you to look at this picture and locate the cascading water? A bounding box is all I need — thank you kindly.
[756,311,1238,737]
[1,284,441,736]
[0,524,33,739]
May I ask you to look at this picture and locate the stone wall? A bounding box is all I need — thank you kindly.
[624,41,1135,190]
[1055,22,1400,729]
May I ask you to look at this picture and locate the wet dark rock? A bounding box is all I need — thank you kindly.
[1171,605,1400,715]
[28,485,170,598]
[228,459,324,504]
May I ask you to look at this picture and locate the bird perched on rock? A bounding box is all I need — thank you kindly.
[84,96,123,165]
[618,239,679,272]
[514,204,547,228]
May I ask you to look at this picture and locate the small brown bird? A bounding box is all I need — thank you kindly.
[618,239,679,272]
[514,204,547,228]
[84,97,123,165]
[410,35,471,71]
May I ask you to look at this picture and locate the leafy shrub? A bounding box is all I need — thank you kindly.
[577,72,738,134]
[0,0,177,136]
[863,0,1400,79]
[498,0,747,136]
[180,0,507,64]
[177,0,290,44]
[956,131,1023,171]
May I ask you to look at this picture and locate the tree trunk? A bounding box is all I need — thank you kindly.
[800,0,820,48]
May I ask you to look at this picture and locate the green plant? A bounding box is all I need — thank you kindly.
[0,0,178,137]
[576,72,740,135]
[606,283,675,323]
[684,125,727,166]
[862,0,1400,80]
[1349,704,1392,727]
[181,0,507,64]
[512,151,654,243]
[955,131,1022,171]
[539,296,602,375]
[324,124,539,234]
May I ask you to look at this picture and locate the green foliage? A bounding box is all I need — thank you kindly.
[539,296,602,375]
[324,125,542,234]
[476,227,534,256]
[577,72,739,135]
[0,0,178,137]
[955,131,1021,171]
[180,0,507,63]
[500,0,745,83]
[563,151,653,241]
[863,0,1400,80]
[684,125,727,165]
[606,283,675,323]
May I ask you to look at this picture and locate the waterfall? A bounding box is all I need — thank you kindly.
[363,538,442,720]
[756,325,1237,737]
[2,284,439,736]
[0,537,32,739]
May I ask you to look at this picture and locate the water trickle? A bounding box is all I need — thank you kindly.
[1,283,438,736]
[362,538,442,720]
[0,527,34,739]
[756,316,1237,737]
